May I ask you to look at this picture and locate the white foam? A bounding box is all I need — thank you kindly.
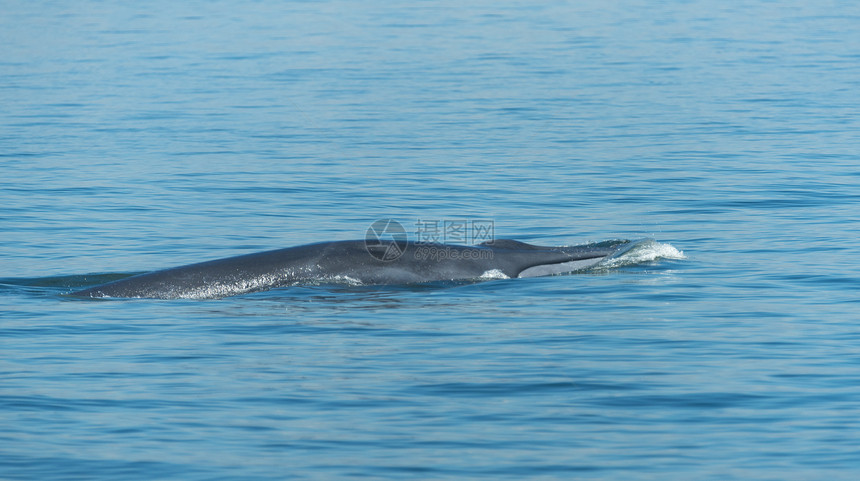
[327,275,364,286]
[598,239,685,269]
[301,274,366,287]
[479,269,510,280]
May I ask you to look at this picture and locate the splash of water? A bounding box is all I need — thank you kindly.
[479,269,510,280]
[597,239,685,270]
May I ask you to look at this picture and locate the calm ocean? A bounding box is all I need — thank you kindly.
[2,1,859,479]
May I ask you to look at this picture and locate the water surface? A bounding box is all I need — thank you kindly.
[2,1,859,479]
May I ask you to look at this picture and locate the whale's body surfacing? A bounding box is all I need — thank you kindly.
[70,239,636,299]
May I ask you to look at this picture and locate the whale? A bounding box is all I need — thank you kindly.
[69,239,637,299]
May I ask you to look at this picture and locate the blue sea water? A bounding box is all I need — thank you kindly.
[2,0,859,479]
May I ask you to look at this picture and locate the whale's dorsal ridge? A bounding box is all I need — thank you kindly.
[479,239,548,250]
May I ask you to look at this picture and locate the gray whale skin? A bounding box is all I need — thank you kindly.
[70,239,634,299]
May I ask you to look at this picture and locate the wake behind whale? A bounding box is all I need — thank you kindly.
[67,238,667,300]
